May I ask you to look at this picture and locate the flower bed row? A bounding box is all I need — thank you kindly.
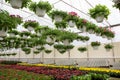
[0,68,53,80]
[18,63,120,78]
[0,64,87,80]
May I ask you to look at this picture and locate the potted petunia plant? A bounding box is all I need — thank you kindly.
[104,44,113,51]
[91,41,101,50]
[0,10,20,37]
[45,49,52,54]
[76,19,88,32]
[48,10,67,22]
[8,30,19,37]
[65,11,79,28]
[54,44,67,54]
[86,22,96,34]
[89,4,110,23]
[101,28,115,39]
[95,27,104,36]
[29,1,52,17]
[23,20,39,32]
[55,21,68,30]
[60,31,77,45]
[20,31,31,39]
[78,47,87,53]
[5,0,31,9]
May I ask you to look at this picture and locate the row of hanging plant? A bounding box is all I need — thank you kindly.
[0,53,17,56]
[91,41,113,51]
[1,3,115,40]
[77,43,113,53]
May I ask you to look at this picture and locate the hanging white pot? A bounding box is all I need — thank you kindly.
[57,27,64,31]
[80,26,86,32]
[63,40,69,45]
[107,37,112,40]
[0,30,7,37]
[68,20,75,28]
[36,7,46,17]
[93,46,99,50]
[0,37,3,40]
[96,33,101,36]
[10,40,14,42]
[95,15,104,23]
[106,49,111,52]
[27,26,34,32]
[23,35,28,39]
[10,0,22,9]
[9,33,16,37]
[37,32,41,37]
[88,29,94,34]
[102,35,107,38]
[54,15,62,22]
[46,36,53,43]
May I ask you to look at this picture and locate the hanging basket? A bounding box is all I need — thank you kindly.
[106,49,111,52]
[57,27,64,31]
[27,26,34,32]
[92,46,99,50]
[102,35,107,38]
[107,37,112,40]
[63,40,69,45]
[96,33,101,36]
[68,20,75,28]
[113,0,120,4]
[46,36,53,43]
[0,30,7,37]
[80,26,86,32]
[88,29,94,34]
[23,35,28,39]
[10,0,22,9]
[54,15,62,22]
[36,7,46,17]
[0,37,4,40]
[95,15,104,23]
[9,33,16,37]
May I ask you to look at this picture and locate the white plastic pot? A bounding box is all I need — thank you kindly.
[106,49,111,52]
[0,37,3,40]
[68,20,75,28]
[93,46,99,50]
[54,15,62,22]
[0,30,7,37]
[10,0,22,9]
[102,35,107,38]
[27,26,34,32]
[107,37,112,40]
[57,27,64,31]
[96,33,101,36]
[23,35,28,39]
[95,15,104,23]
[80,26,86,32]
[88,30,94,34]
[46,36,53,43]
[9,33,16,37]
[36,7,46,17]
[63,40,69,45]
